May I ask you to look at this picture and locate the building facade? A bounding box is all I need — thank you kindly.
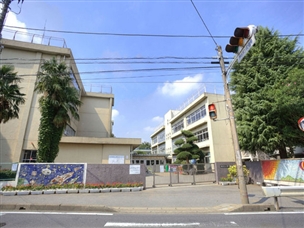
[0,37,140,166]
[151,91,236,164]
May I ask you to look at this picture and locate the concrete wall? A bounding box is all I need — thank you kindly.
[86,164,146,188]
[78,93,114,138]
[245,161,264,184]
[214,162,235,183]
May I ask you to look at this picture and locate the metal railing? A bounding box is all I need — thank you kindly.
[2,28,67,48]
[84,84,113,94]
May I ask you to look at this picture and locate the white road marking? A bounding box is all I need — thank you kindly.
[104,222,200,227]
[0,211,113,216]
[225,211,304,215]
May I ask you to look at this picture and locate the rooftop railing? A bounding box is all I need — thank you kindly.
[2,28,67,48]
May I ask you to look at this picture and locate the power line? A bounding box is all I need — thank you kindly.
[3,26,303,38]
[190,0,218,46]
[4,25,227,38]
[17,66,220,77]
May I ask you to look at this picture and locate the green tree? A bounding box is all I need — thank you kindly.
[174,130,203,164]
[0,65,25,123]
[230,27,304,158]
[35,58,82,162]
[138,142,151,149]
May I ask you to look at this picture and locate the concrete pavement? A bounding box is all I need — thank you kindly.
[1,183,303,214]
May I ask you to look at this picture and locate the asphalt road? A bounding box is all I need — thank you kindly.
[1,211,304,228]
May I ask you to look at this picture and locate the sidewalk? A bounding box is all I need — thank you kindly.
[1,183,303,214]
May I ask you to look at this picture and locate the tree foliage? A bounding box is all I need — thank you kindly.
[35,58,82,162]
[0,65,25,124]
[138,141,151,149]
[230,27,304,158]
[174,130,203,163]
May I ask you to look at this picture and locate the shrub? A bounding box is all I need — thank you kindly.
[0,170,17,180]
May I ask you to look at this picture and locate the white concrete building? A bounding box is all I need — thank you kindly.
[151,90,236,164]
[0,33,140,166]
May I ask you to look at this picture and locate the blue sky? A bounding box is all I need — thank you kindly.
[2,0,303,143]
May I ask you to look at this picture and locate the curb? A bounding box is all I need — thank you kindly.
[0,187,144,196]
[0,203,276,214]
[0,203,116,213]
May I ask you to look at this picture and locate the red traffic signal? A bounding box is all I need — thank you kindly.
[298,117,304,132]
[225,25,257,54]
[208,104,217,120]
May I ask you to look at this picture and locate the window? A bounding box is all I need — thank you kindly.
[152,148,157,154]
[70,69,80,93]
[152,136,157,145]
[64,125,76,136]
[158,144,166,154]
[157,131,165,143]
[186,105,206,125]
[172,137,183,150]
[23,150,37,163]
[172,120,184,133]
[194,127,209,142]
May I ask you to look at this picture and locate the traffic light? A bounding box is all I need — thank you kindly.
[225,25,257,54]
[208,104,217,120]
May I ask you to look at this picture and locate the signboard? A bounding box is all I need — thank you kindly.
[11,163,18,171]
[108,155,125,164]
[298,117,304,132]
[129,165,140,174]
[237,35,256,63]
[160,165,164,173]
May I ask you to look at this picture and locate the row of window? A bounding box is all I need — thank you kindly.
[158,131,165,143]
[194,127,209,142]
[172,119,184,133]
[186,105,206,125]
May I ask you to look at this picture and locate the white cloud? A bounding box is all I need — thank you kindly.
[144,126,155,132]
[112,109,119,120]
[1,8,30,42]
[152,116,163,123]
[158,74,203,97]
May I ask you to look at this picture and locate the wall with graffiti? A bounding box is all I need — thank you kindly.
[261,159,304,184]
[17,163,86,186]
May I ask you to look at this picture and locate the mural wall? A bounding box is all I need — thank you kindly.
[261,159,304,184]
[17,163,86,186]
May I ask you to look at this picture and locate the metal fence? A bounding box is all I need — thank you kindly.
[146,163,216,187]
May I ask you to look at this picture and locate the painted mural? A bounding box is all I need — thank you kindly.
[261,159,304,183]
[17,163,86,186]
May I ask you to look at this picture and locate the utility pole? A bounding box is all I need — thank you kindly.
[0,0,13,53]
[0,0,13,39]
[217,45,249,204]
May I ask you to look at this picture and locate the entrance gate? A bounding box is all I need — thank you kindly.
[146,163,216,187]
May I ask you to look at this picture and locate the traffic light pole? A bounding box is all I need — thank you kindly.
[217,45,249,204]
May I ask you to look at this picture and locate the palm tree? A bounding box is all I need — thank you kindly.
[35,57,82,162]
[0,65,25,124]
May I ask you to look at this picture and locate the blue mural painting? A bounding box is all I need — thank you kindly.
[17,163,85,186]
